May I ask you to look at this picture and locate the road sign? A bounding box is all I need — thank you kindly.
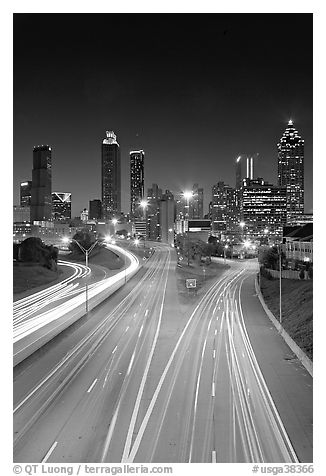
[186,278,197,289]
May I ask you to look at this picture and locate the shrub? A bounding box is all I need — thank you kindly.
[260,266,273,280]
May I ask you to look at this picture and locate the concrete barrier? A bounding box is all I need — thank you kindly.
[13,260,140,367]
[255,274,313,377]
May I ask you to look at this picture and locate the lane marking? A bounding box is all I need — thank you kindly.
[212,381,215,397]
[112,346,117,354]
[127,269,241,463]
[125,326,129,332]
[87,378,98,393]
[212,450,216,463]
[145,309,149,316]
[41,441,58,463]
[213,349,216,359]
[121,254,171,462]
[138,324,144,337]
[214,329,217,335]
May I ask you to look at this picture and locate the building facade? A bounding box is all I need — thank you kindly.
[159,198,175,245]
[13,205,30,223]
[190,183,204,219]
[277,120,304,223]
[241,178,287,237]
[52,192,71,220]
[31,145,52,222]
[89,199,102,220]
[130,150,145,219]
[20,181,32,207]
[211,181,237,235]
[147,183,162,241]
[102,131,121,220]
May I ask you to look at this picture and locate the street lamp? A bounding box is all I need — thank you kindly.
[239,221,245,242]
[112,218,118,236]
[279,242,282,325]
[140,200,148,249]
[224,244,228,264]
[183,191,193,266]
[62,237,101,313]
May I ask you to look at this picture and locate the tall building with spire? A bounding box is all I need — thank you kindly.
[101,131,121,220]
[277,120,304,223]
[130,150,145,219]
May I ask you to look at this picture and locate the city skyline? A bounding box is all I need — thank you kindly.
[13,14,312,217]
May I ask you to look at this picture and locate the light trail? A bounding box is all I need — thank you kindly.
[13,261,89,324]
[13,247,139,343]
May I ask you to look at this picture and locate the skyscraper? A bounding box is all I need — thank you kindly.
[190,183,204,219]
[212,181,237,235]
[20,181,32,207]
[31,145,52,222]
[277,120,304,223]
[147,184,162,241]
[130,150,145,219]
[159,198,175,246]
[102,131,121,220]
[89,199,102,220]
[52,192,71,220]
[241,178,287,236]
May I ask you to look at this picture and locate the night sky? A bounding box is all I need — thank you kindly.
[13,13,313,217]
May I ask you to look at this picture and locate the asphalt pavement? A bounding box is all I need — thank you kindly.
[13,252,312,463]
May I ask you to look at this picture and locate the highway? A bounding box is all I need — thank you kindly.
[13,245,139,365]
[13,260,90,328]
[13,248,312,463]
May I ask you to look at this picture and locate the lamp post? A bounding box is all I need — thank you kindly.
[140,200,148,249]
[112,218,118,237]
[224,244,228,264]
[240,221,245,242]
[279,242,282,325]
[183,191,193,266]
[62,237,100,313]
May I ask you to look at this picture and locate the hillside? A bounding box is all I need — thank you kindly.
[260,276,313,360]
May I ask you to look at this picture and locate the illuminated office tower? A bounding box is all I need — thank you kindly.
[130,150,145,219]
[212,181,237,234]
[241,178,287,236]
[277,120,304,223]
[52,192,71,220]
[20,181,32,207]
[190,184,204,219]
[102,131,121,220]
[31,145,52,222]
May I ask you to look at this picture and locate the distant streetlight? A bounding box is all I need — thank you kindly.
[183,191,193,266]
[62,236,101,313]
[239,221,245,242]
[140,200,148,248]
[112,218,118,236]
[279,242,282,324]
[224,244,229,264]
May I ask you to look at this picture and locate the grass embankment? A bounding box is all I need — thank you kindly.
[61,246,123,269]
[260,276,313,360]
[13,263,63,294]
[176,260,229,307]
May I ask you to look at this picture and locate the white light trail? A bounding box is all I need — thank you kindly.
[13,247,139,343]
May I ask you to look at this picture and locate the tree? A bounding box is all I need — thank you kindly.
[259,246,285,270]
[19,237,59,270]
[69,230,94,254]
[20,237,45,263]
